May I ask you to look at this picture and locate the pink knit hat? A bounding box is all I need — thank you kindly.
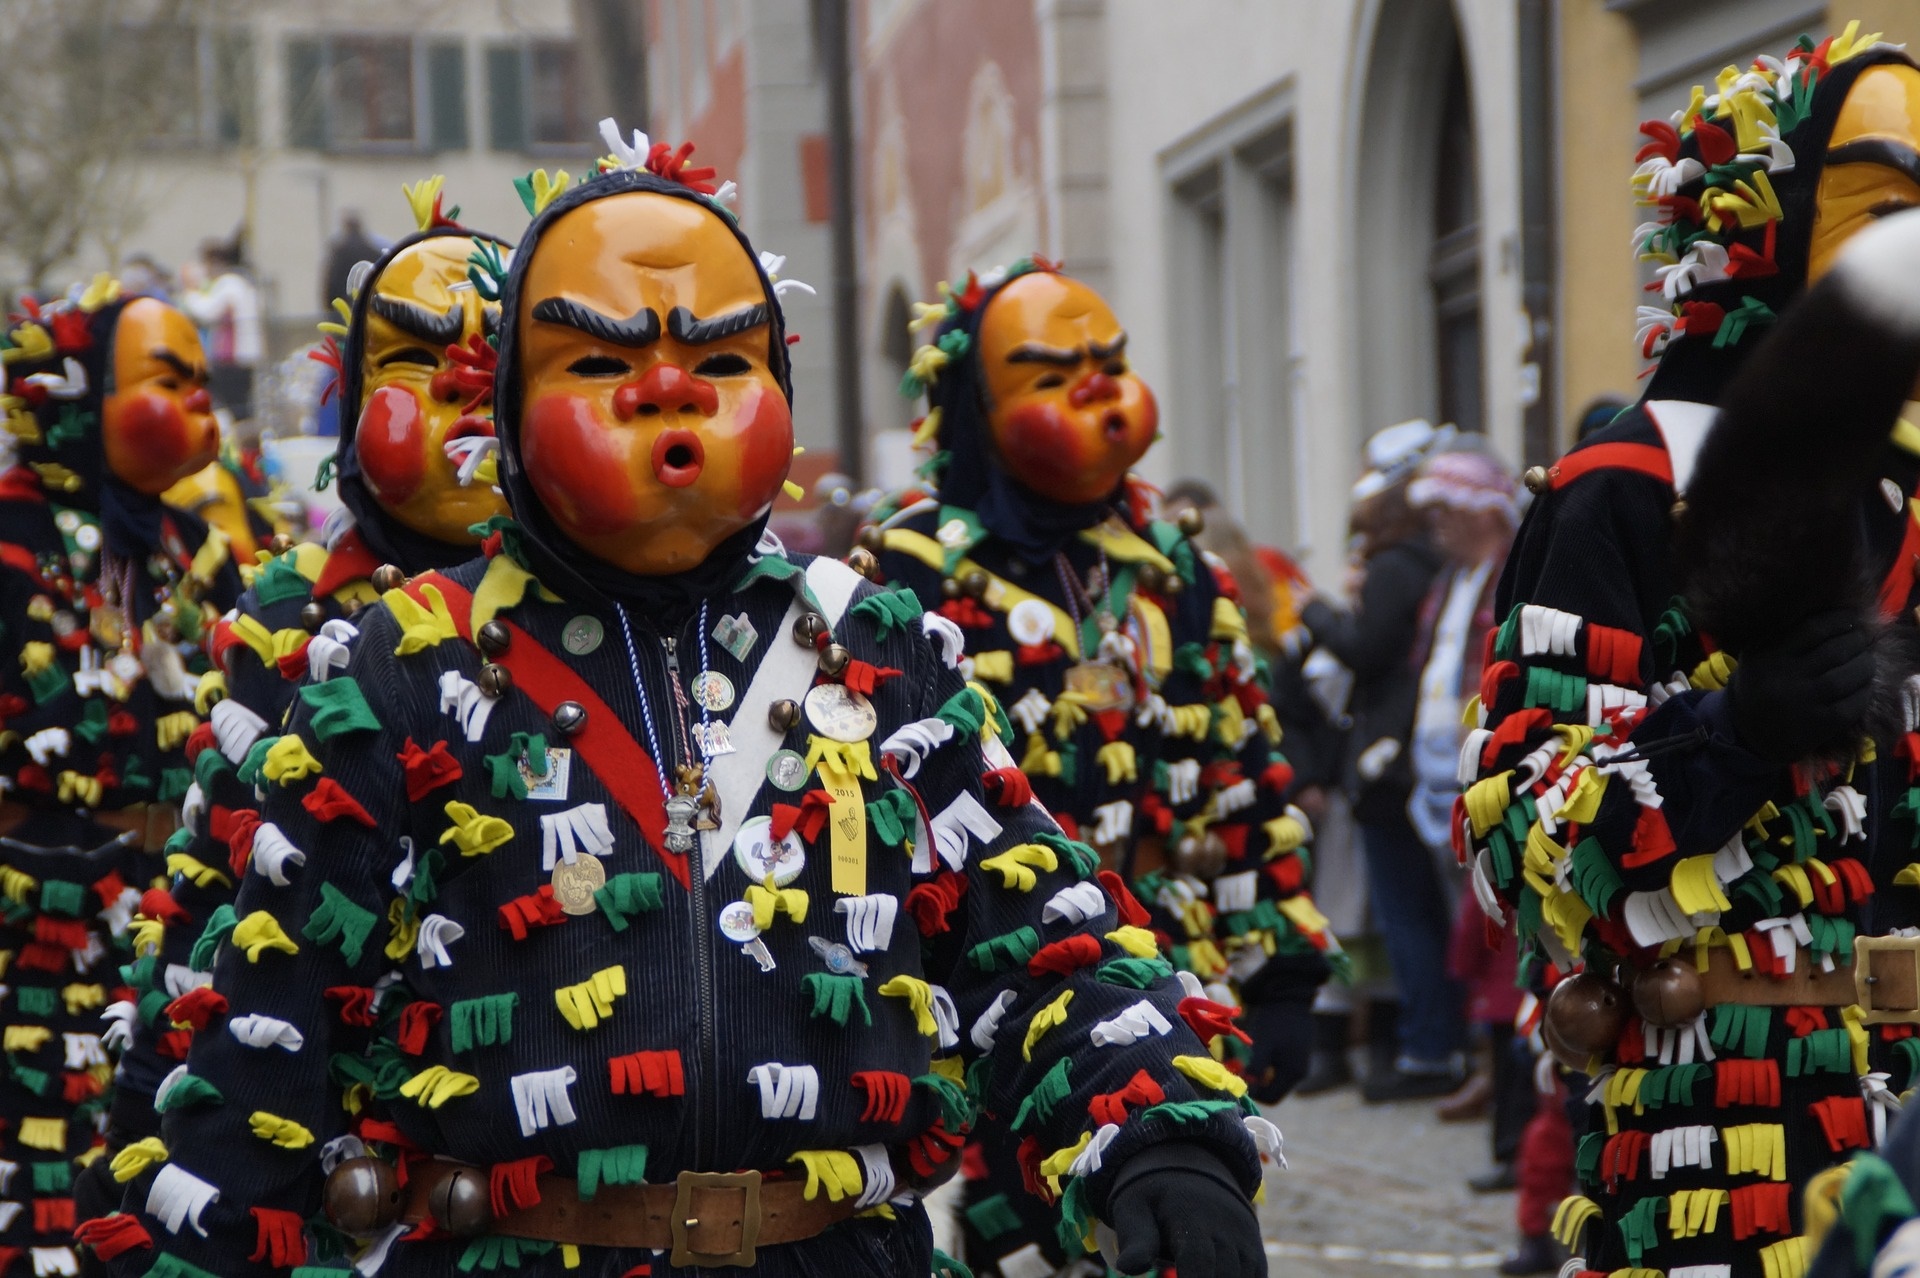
[1408,450,1518,522]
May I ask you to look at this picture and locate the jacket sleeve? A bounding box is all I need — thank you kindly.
[108,606,413,1277]
[903,615,1269,1251]
[1466,470,1783,960]
[1299,545,1432,679]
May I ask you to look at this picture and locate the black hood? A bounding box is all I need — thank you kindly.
[328,225,514,572]
[491,167,792,612]
[1641,41,1919,405]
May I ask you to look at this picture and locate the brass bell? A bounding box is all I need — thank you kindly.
[553,701,587,736]
[268,533,297,556]
[322,1156,402,1237]
[960,569,989,599]
[819,643,852,677]
[476,620,512,659]
[1136,563,1167,596]
[769,699,801,733]
[1171,831,1228,879]
[940,577,962,600]
[857,525,886,553]
[478,663,513,698]
[370,564,407,594]
[1521,465,1551,496]
[1542,971,1627,1070]
[1631,958,1705,1029]
[344,600,365,618]
[847,546,880,581]
[428,1165,492,1237]
[1162,573,1184,595]
[793,612,828,647]
[300,601,328,634]
[1176,506,1206,538]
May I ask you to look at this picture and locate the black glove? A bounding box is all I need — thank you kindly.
[1109,1142,1265,1277]
[1237,949,1330,1104]
[1726,607,1874,762]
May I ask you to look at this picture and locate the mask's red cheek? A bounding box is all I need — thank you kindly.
[108,391,191,481]
[998,402,1093,489]
[357,386,429,506]
[731,387,794,518]
[523,393,637,537]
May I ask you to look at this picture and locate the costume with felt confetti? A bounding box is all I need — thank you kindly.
[0,286,241,1272]
[868,260,1325,1276]
[99,142,1269,1278]
[96,182,517,1245]
[1469,29,1920,1278]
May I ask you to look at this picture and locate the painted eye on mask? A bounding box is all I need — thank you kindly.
[568,355,631,377]
[693,353,752,377]
[1034,372,1067,389]
[380,347,440,369]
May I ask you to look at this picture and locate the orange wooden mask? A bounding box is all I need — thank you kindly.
[515,191,792,575]
[102,298,220,496]
[1809,64,1920,283]
[355,236,506,545]
[978,272,1157,507]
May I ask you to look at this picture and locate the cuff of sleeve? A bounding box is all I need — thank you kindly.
[1080,1106,1262,1217]
[1694,689,1782,781]
[1102,1138,1253,1212]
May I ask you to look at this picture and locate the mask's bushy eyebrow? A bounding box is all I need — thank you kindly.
[667,303,769,345]
[370,295,463,346]
[531,298,663,347]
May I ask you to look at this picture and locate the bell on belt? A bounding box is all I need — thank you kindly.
[478,663,513,698]
[1631,958,1704,1029]
[793,612,828,647]
[769,699,801,733]
[371,564,407,594]
[477,620,512,658]
[552,701,587,736]
[430,1165,492,1236]
[1542,971,1626,1071]
[300,601,327,634]
[818,643,852,677]
[847,546,879,580]
[322,1156,402,1237]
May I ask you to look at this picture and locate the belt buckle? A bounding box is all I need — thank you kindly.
[669,1169,762,1268]
[1855,935,1920,1024]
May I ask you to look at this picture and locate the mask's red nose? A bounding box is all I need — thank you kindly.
[1069,370,1121,408]
[614,364,720,420]
[184,388,212,414]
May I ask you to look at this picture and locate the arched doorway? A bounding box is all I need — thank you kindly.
[1353,0,1483,437]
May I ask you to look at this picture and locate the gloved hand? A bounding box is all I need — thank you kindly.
[1109,1142,1265,1277]
[1726,607,1874,762]
[1237,949,1330,1104]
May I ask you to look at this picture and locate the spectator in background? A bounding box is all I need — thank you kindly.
[1298,419,1455,1100]
[1574,395,1628,442]
[178,234,264,422]
[321,211,382,310]
[1403,448,1523,1167]
[118,253,171,300]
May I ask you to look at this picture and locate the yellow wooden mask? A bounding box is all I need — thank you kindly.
[978,272,1157,507]
[102,298,220,495]
[515,191,792,575]
[163,461,258,559]
[1808,64,1920,282]
[354,236,507,545]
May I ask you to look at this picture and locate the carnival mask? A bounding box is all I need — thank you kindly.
[355,237,507,545]
[979,272,1157,507]
[164,461,259,559]
[516,191,792,575]
[1809,63,1920,283]
[101,297,219,495]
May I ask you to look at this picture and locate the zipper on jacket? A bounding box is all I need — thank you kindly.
[656,625,719,1171]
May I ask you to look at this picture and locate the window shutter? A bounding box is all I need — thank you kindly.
[213,29,257,146]
[284,36,326,150]
[486,45,527,152]
[426,41,468,151]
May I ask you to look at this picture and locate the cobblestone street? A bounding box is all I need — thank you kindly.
[1257,1089,1517,1277]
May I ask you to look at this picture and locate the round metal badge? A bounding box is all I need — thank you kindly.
[766,749,809,792]
[717,900,762,943]
[550,855,607,916]
[803,682,878,743]
[692,670,736,713]
[562,615,605,656]
[733,815,806,886]
[74,524,101,553]
[1008,598,1055,647]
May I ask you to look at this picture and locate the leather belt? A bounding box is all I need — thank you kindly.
[0,801,179,854]
[402,1161,863,1268]
[1690,952,1858,1007]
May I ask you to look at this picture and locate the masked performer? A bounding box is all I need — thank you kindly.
[0,282,238,1273]
[79,182,512,1264]
[95,132,1274,1278]
[867,262,1327,1275]
[1463,26,1920,1278]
